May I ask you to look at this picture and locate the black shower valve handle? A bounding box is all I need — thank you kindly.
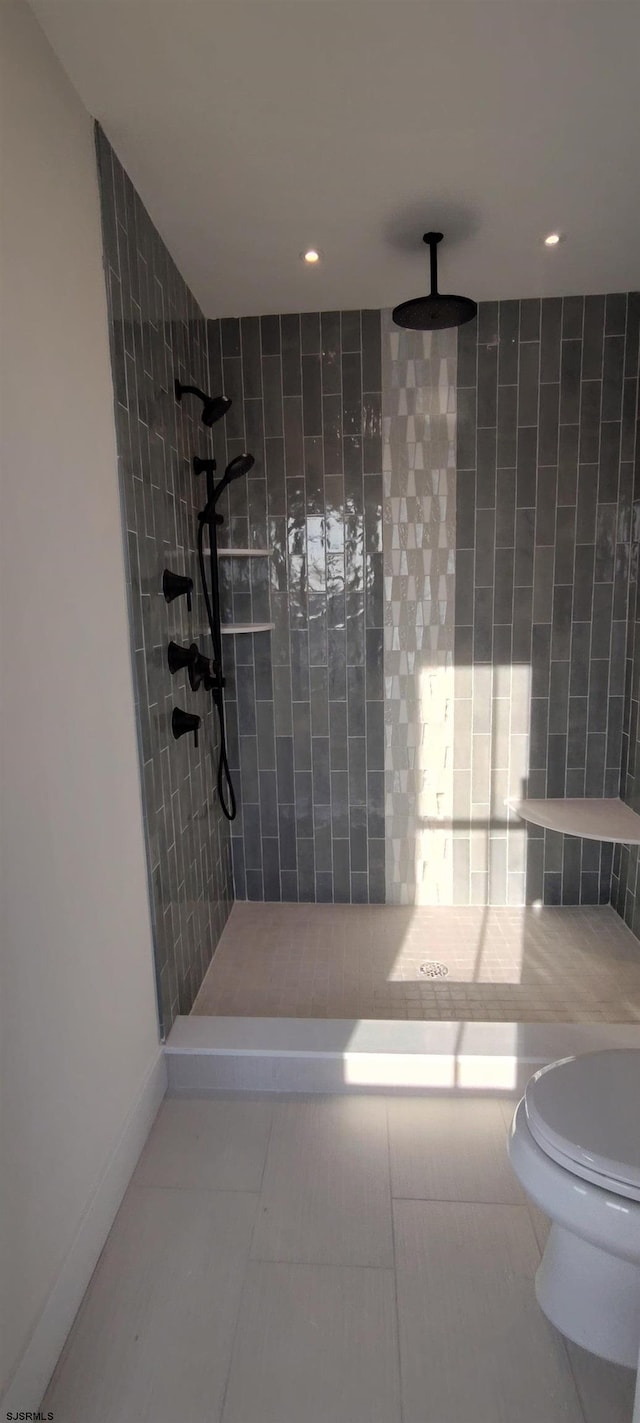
[168,641,217,694]
[167,639,195,675]
[167,640,201,684]
[205,663,226,693]
[190,648,216,693]
[162,568,193,613]
[171,706,200,749]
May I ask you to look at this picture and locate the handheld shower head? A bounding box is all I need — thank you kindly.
[198,452,255,522]
[174,379,232,427]
[194,451,255,824]
[226,453,255,483]
[213,452,255,505]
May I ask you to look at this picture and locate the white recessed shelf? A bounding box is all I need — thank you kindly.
[217,548,271,558]
[507,797,640,844]
[220,622,275,635]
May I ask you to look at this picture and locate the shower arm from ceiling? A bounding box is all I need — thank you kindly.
[392,231,477,332]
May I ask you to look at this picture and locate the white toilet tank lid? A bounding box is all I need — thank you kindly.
[525,1049,640,1193]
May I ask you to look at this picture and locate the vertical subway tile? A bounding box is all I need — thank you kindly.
[301,353,322,435]
[260,313,281,355]
[294,770,314,838]
[332,841,350,903]
[457,315,478,389]
[361,309,382,391]
[203,304,382,904]
[321,310,341,395]
[241,315,262,399]
[300,311,320,353]
[520,298,541,342]
[582,295,605,379]
[498,300,520,384]
[605,293,627,335]
[477,340,498,427]
[540,298,562,383]
[281,313,301,397]
[580,380,602,463]
[96,127,233,1034]
[296,837,315,901]
[538,382,560,464]
[341,309,361,352]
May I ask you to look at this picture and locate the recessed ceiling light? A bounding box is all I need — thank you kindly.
[303,248,320,264]
[544,232,562,246]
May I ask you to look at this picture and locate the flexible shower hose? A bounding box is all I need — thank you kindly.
[197,517,237,822]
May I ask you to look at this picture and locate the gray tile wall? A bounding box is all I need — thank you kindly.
[96,128,233,1036]
[455,293,638,906]
[611,295,640,931]
[206,310,385,902]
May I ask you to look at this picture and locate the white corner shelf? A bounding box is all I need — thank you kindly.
[220,622,275,635]
[507,797,640,844]
[217,548,271,558]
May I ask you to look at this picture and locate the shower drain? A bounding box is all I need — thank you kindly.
[419,961,449,979]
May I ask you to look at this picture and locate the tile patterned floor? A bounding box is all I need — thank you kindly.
[192,902,640,1022]
[44,1093,637,1423]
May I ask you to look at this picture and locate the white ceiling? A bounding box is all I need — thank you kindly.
[31,0,640,317]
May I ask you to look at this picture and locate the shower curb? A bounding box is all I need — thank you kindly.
[164,1017,640,1095]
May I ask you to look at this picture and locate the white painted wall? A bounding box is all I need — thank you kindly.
[0,1,164,1406]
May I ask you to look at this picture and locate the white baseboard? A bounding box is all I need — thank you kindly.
[1,1048,167,1414]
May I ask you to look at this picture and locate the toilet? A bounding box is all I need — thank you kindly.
[508,1049,640,1368]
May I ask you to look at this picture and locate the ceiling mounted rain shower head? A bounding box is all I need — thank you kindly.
[174,379,232,426]
[392,232,477,332]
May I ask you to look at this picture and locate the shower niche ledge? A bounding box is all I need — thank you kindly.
[217,547,271,558]
[221,622,275,635]
[507,797,640,844]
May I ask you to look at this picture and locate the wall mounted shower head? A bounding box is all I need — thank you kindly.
[392,232,477,331]
[174,379,232,427]
[202,394,232,427]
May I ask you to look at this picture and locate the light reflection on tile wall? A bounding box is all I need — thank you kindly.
[95,128,233,1035]
[382,316,457,904]
[206,310,385,902]
[456,293,639,907]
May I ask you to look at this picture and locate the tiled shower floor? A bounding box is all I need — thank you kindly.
[192,903,640,1023]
